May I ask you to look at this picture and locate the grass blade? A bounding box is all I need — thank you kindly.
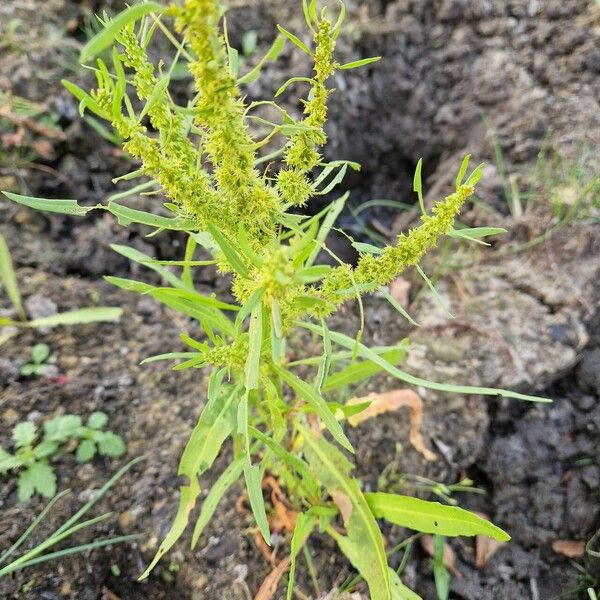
[0,234,25,320]
[27,307,122,329]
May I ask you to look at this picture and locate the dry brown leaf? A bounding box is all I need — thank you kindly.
[32,138,55,160]
[331,490,353,526]
[474,512,507,568]
[263,476,297,533]
[254,555,292,600]
[101,588,122,600]
[552,540,585,558]
[254,531,276,564]
[420,535,462,578]
[475,536,505,568]
[347,389,437,461]
[390,276,411,306]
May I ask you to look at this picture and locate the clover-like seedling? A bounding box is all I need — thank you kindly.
[0,413,126,502]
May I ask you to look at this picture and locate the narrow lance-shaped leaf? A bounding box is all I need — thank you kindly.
[287,513,318,600]
[413,159,425,216]
[243,461,271,545]
[110,244,187,290]
[1,191,99,216]
[27,307,122,329]
[322,345,409,393]
[206,223,250,278]
[191,458,244,548]
[300,428,391,600]
[273,364,354,453]
[455,154,471,190]
[140,381,241,579]
[245,304,262,390]
[365,493,510,541]
[80,2,165,62]
[238,34,286,85]
[415,265,454,319]
[339,57,381,70]
[298,321,552,403]
[276,25,312,56]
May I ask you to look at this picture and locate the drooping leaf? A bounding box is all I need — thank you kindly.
[273,365,353,453]
[380,286,419,327]
[106,202,196,230]
[243,461,271,545]
[322,345,409,393]
[104,276,154,294]
[1,191,99,216]
[415,265,454,319]
[110,244,186,290]
[298,321,552,403]
[275,77,314,97]
[365,493,510,541]
[139,382,240,579]
[191,458,244,549]
[300,428,391,600]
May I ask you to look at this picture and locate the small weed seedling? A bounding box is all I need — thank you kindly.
[20,343,52,377]
[2,1,550,597]
[0,413,126,501]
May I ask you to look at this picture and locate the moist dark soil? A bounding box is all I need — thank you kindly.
[1,1,599,599]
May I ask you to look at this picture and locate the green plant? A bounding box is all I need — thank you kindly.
[20,342,52,377]
[1,1,551,597]
[0,458,141,578]
[0,413,126,501]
